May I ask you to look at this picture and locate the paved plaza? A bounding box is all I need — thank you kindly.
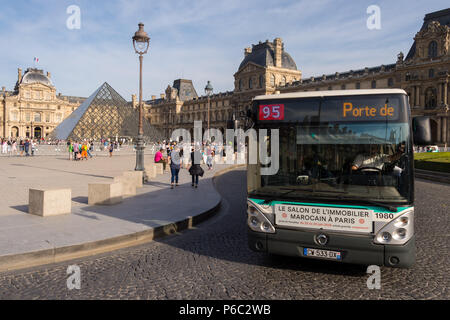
[0,151,225,270]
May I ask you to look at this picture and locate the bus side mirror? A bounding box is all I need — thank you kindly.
[412,116,432,146]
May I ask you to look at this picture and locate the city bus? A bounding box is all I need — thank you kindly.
[246,89,418,268]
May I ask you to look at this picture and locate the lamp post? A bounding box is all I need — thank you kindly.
[204,80,213,142]
[132,22,150,181]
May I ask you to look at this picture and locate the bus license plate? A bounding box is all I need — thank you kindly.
[303,248,342,261]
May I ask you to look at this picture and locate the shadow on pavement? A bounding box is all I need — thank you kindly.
[10,205,28,214]
[156,169,368,277]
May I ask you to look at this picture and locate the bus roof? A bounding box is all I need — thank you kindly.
[253,89,407,101]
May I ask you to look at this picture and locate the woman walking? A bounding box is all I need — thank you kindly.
[11,140,17,156]
[81,141,88,160]
[188,146,204,188]
[109,142,114,157]
[168,147,182,189]
[68,141,74,160]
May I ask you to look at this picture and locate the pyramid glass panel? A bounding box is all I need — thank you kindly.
[50,82,164,142]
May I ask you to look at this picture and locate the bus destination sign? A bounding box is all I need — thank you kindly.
[259,104,285,120]
[340,102,399,121]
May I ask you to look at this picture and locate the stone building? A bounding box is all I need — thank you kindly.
[144,8,449,145]
[0,68,85,139]
[143,38,301,138]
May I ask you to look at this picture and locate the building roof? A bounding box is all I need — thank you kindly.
[406,8,450,60]
[172,79,198,101]
[253,89,407,100]
[238,40,297,71]
[20,68,53,86]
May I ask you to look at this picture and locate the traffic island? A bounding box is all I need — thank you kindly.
[0,164,242,272]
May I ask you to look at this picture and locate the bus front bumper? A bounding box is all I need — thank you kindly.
[248,228,415,268]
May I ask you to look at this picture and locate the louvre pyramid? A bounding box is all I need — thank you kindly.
[50,82,163,142]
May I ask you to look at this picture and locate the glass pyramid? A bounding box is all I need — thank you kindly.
[50,82,163,142]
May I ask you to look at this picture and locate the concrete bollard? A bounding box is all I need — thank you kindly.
[88,183,122,205]
[154,162,164,175]
[113,176,136,197]
[29,188,72,217]
[122,171,143,188]
[145,164,156,179]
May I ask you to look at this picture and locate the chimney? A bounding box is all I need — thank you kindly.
[274,38,282,68]
[2,86,5,92]
[151,95,156,100]
[244,47,252,56]
[131,94,137,108]
[18,68,22,83]
[46,72,51,78]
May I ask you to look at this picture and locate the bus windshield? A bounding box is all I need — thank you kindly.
[248,94,413,205]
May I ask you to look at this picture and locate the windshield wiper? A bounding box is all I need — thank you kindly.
[279,187,348,194]
[262,188,297,204]
[339,199,398,212]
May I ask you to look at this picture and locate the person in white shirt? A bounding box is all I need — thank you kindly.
[351,144,404,171]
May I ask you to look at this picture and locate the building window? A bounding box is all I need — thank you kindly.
[10,111,18,121]
[56,113,62,122]
[45,113,50,123]
[356,82,361,89]
[388,78,394,87]
[249,77,253,89]
[428,69,434,78]
[281,76,286,86]
[26,112,31,122]
[239,79,242,91]
[425,87,437,109]
[371,80,377,88]
[259,75,264,88]
[270,74,275,87]
[428,41,438,58]
[341,84,346,90]
[34,113,41,122]
[328,86,332,90]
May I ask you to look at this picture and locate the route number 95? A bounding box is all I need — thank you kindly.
[259,104,284,120]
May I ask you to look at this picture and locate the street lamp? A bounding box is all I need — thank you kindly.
[204,80,213,142]
[132,22,150,181]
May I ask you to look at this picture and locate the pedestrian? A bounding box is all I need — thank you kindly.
[154,148,167,171]
[1,139,7,154]
[73,141,79,160]
[81,141,88,160]
[109,142,114,157]
[206,146,214,170]
[188,146,204,188]
[24,139,30,156]
[11,140,17,156]
[87,141,93,158]
[31,140,36,156]
[68,141,74,160]
[168,147,182,189]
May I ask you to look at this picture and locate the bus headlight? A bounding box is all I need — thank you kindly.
[247,202,275,234]
[374,209,414,245]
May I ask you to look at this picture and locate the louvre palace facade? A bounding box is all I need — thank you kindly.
[0,68,85,139]
[145,8,450,145]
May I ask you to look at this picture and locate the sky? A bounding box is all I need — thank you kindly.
[0,0,448,100]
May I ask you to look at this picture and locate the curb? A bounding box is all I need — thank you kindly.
[0,164,245,273]
[415,169,450,184]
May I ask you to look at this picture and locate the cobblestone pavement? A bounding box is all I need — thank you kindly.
[0,169,448,299]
